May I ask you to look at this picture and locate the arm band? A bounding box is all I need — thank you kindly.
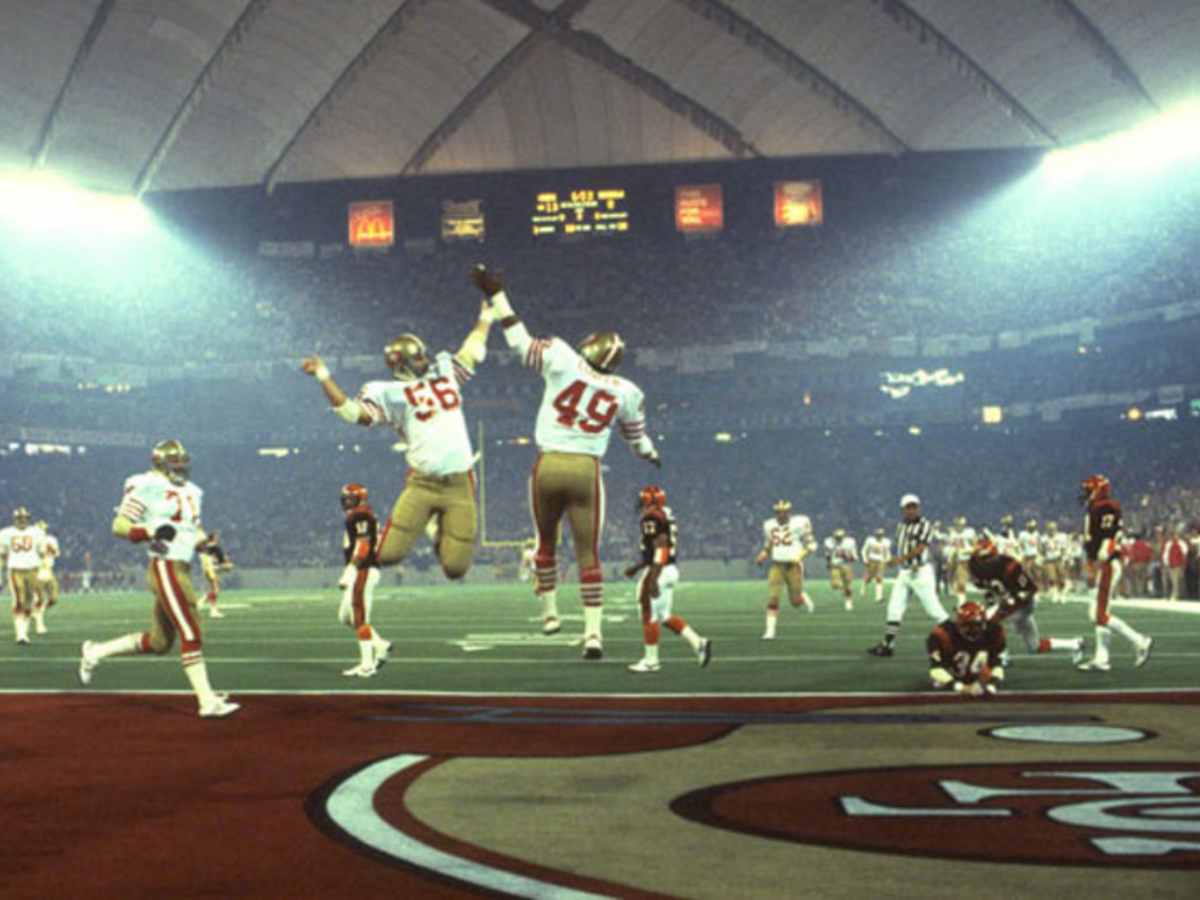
[314,364,331,381]
[334,399,363,424]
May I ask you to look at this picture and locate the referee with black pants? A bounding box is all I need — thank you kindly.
[869,494,949,656]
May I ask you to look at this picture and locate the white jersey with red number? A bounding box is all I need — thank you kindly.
[38,533,60,578]
[833,535,858,564]
[955,526,978,558]
[118,471,204,563]
[0,525,45,570]
[356,351,475,477]
[523,337,648,458]
[1019,529,1040,559]
[862,536,891,562]
[763,515,813,564]
[1040,533,1063,561]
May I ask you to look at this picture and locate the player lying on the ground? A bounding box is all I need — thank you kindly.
[623,485,711,673]
[927,601,1004,697]
[471,264,659,661]
[968,535,1084,665]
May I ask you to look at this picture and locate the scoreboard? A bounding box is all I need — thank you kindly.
[532,188,629,236]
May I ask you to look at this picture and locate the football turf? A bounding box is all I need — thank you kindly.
[3,581,1196,695]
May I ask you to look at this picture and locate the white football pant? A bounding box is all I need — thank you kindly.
[637,564,679,623]
[886,565,947,624]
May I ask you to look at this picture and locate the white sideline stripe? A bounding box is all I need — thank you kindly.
[6,651,1200,665]
[325,755,611,900]
[153,560,196,643]
[2,687,1198,698]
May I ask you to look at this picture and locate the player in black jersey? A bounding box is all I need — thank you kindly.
[337,484,392,677]
[623,486,711,673]
[197,531,233,618]
[927,601,1005,697]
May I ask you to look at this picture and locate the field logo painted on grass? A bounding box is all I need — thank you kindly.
[673,763,1200,867]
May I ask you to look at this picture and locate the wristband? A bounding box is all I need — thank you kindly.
[314,364,331,381]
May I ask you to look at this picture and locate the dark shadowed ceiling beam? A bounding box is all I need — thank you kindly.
[1043,0,1158,111]
[677,0,910,153]
[478,0,761,160]
[263,0,435,194]
[133,0,273,197]
[31,0,117,168]
[871,0,1057,144]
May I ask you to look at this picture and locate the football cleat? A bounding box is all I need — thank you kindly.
[198,697,241,718]
[375,641,393,670]
[542,618,562,636]
[1077,659,1111,672]
[1134,637,1154,669]
[16,636,31,646]
[868,642,894,657]
[627,659,661,673]
[582,637,603,660]
[698,638,713,668]
[208,607,225,618]
[342,663,378,678]
[78,641,98,685]
[1071,637,1086,666]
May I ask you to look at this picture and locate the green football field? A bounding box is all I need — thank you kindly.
[3,580,1197,695]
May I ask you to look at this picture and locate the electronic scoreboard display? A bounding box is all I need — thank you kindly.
[531,188,629,236]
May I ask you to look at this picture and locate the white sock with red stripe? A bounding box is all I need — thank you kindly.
[91,632,142,659]
[582,605,603,644]
[182,655,219,708]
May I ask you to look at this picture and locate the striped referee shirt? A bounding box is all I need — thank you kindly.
[895,517,934,569]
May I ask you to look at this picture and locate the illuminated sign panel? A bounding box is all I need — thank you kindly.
[441,199,485,241]
[348,201,395,248]
[532,189,629,236]
[675,183,723,233]
[774,180,824,227]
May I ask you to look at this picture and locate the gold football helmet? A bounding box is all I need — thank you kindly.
[13,507,30,527]
[151,439,191,486]
[384,334,431,381]
[833,528,846,539]
[35,520,47,531]
[954,516,966,528]
[1026,518,1038,530]
[578,331,624,374]
[1046,521,1058,533]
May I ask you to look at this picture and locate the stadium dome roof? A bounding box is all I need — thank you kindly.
[2,0,1196,195]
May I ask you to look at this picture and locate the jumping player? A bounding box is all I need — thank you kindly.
[471,264,660,661]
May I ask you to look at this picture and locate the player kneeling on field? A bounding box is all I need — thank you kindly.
[927,601,1004,698]
[336,484,393,678]
[624,486,711,673]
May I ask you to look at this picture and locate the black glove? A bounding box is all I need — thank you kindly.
[154,524,176,542]
[470,264,504,298]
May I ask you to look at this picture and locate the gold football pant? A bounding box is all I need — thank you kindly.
[830,564,854,593]
[767,562,805,608]
[7,569,37,613]
[34,574,59,608]
[953,561,971,594]
[144,559,204,656]
[529,452,605,605]
[377,470,477,579]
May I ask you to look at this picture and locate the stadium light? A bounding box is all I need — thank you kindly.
[0,169,151,235]
[1041,99,1200,184]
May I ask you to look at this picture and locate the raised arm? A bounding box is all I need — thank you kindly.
[301,355,372,426]
[455,301,495,371]
[470,265,536,363]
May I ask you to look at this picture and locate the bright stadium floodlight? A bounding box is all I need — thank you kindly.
[1041,98,1200,184]
[0,169,152,235]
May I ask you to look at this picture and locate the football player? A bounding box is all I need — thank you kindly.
[1040,521,1067,603]
[78,440,239,718]
[0,508,45,645]
[868,494,948,657]
[927,601,1005,697]
[756,500,816,639]
[196,530,233,618]
[860,527,890,604]
[1076,475,1153,671]
[828,528,858,611]
[951,516,977,608]
[995,514,1019,557]
[32,520,60,634]
[623,486,711,673]
[336,483,392,677]
[1018,519,1042,589]
[471,265,659,661]
[302,299,493,582]
[968,536,1083,663]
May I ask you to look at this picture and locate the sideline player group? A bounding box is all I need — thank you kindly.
[1,266,1156,715]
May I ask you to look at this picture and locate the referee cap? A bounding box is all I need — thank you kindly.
[899,493,920,508]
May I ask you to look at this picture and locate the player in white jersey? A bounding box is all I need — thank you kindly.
[828,529,859,611]
[860,528,891,603]
[78,440,238,718]
[1,507,46,644]
[302,301,493,581]
[32,521,60,634]
[756,500,816,639]
[472,265,659,660]
[951,517,978,607]
[1039,521,1068,603]
[1018,520,1042,587]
